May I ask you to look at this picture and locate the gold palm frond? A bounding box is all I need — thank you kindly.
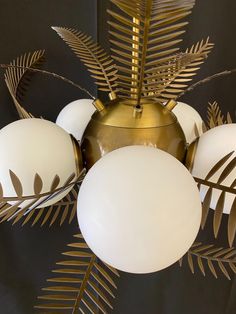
[4,50,45,118]
[180,242,236,280]
[155,39,213,101]
[207,101,233,129]
[35,234,120,313]
[0,169,85,226]
[19,186,79,227]
[108,0,197,103]
[52,27,117,93]
[194,152,236,247]
[144,39,213,102]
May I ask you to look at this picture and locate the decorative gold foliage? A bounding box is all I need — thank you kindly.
[4,50,45,118]
[144,39,213,102]
[20,186,79,227]
[35,234,120,313]
[207,101,233,129]
[194,152,236,247]
[182,242,236,280]
[108,0,213,103]
[0,169,85,226]
[154,39,213,102]
[52,27,117,93]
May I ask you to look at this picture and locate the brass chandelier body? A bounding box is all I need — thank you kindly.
[0,0,235,313]
[81,98,187,169]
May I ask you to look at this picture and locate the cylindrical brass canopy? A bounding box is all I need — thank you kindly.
[81,99,187,169]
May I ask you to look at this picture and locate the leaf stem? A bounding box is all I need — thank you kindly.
[178,68,236,98]
[72,255,96,314]
[0,64,96,99]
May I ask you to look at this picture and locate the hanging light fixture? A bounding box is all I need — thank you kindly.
[0,0,235,313]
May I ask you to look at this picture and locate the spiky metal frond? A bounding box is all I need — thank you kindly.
[4,50,45,118]
[35,234,120,313]
[194,151,236,247]
[0,170,85,226]
[52,27,117,93]
[108,0,199,103]
[207,101,233,129]
[181,242,236,280]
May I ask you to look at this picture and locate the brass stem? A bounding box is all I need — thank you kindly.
[131,17,140,100]
[72,255,96,314]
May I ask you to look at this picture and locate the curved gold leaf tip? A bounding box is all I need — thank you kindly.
[9,170,23,197]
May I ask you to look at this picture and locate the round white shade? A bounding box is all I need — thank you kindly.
[0,118,77,208]
[77,146,202,274]
[173,102,203,144]
[56,99,96,141]
[192,124,236,214]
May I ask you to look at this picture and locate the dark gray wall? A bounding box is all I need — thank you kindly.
[0,1,236,314]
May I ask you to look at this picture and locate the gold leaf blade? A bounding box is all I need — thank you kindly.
[36,234,119,313]
[4,50,45,119]
[52,27,117,93]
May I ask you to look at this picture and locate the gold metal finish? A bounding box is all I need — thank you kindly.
[52,27,117,93]
[0,170,85,224]
[207,101,233,129]
[131,17,140,99]
[35,234,119,313]
[133,105,143,119]
[1,3,232,312]
[70,135,83,176]
[109,91,117,100]
[82,98,187,169]
[182,242,236,280]
[92,98,105,112]
[185,138,199,172]
[165,100,177,112]
[4,50,45,119]
[108,0,213,103]
[193,150,236,247]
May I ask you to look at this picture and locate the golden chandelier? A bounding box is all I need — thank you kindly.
[0,0,236,313]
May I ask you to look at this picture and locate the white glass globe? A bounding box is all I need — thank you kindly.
[77,146,202,274]
[192,124,236,214]
[0,118,77,208]
[173,102,203,144]
[56,99,96,141]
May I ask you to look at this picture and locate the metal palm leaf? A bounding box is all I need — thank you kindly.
[108,0,213,103]
[4,50,45,118]
[52,27,117,94]
[35,234,120,314]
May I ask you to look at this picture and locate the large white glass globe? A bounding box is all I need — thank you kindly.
[77,146,202,274]
[0,118,77,207]
[56,99,95,141]
[192,124,236,214]
[173,102,203,144]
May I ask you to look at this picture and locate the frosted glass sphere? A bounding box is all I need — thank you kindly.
[56,99,95,141]
[173,102,203,144]
[0,119,77,208]
[192,124,236,214]
[77,146,202,274]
